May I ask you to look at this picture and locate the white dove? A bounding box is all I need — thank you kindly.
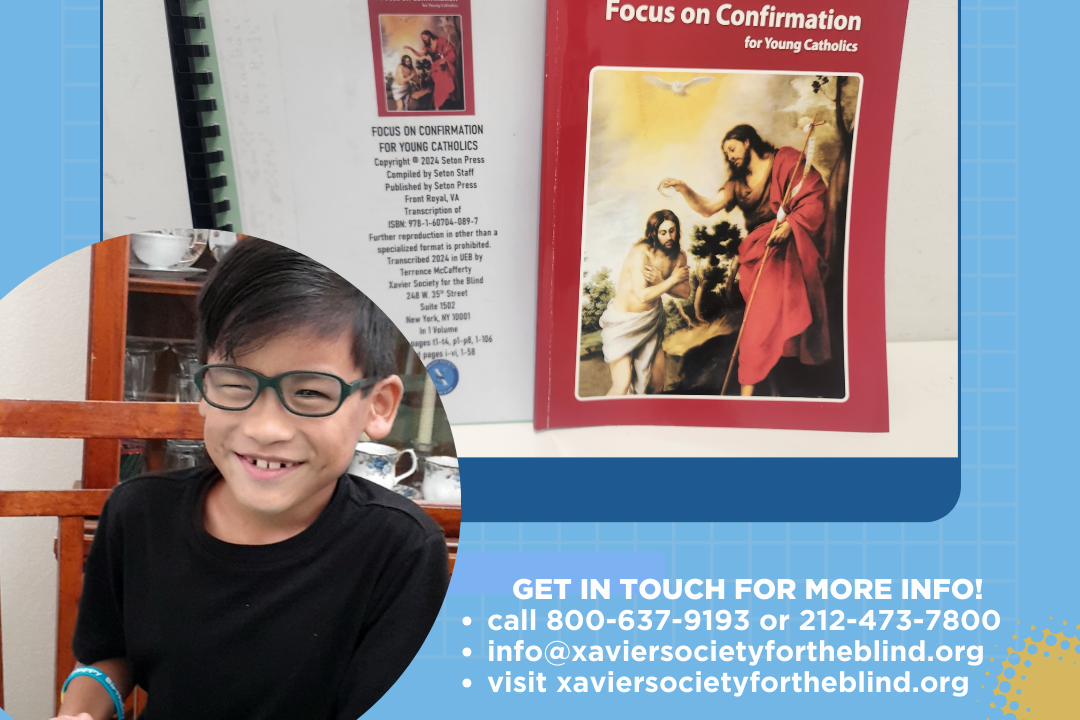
[644,75,714,96]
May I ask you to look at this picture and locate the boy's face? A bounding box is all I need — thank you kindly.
[199,328,402,522]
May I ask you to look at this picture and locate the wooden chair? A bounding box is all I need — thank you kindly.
[0,399,201,713]
[0,239,200,713]
[0,488,110,709]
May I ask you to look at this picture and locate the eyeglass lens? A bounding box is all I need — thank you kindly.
[202,366,344,415]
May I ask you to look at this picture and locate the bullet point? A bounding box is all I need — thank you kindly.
[462,647,472,657]
[462,616,472,626]
[462,678,472,688]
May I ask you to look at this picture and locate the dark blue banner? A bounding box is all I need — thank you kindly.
[460,458,959,522]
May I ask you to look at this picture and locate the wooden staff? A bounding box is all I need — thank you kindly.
[720,114,822,396]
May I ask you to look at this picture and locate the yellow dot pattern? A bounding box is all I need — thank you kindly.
[987,618,1079,718]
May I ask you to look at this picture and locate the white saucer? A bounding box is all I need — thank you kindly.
[129,263,207,281]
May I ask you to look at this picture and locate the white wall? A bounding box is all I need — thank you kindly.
[0,248,91,720]
[103,0,192,237]
[886,0,959,340]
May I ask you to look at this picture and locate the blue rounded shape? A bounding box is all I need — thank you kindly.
[1004,666,1015,678]
[426,358,460,395]
[1027,644,1038,654]
[1008,653,1021,664]
[1060,639,1070,650]
[999,681,1011,693]
[1010,701,1019,710]
[1024,660,1031,667]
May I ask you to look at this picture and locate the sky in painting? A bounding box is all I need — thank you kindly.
[580,69,859,282]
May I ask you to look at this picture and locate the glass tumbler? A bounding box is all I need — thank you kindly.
[163,439,207,471]
[124,341,163,401]
[172,342,201,403]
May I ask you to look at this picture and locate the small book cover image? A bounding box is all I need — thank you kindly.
[368,0,474,116]
[534,1,909,432]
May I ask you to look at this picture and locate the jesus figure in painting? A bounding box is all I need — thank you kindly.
[404,29,458,110]
[600,209,691,396]
[660,124,830,397]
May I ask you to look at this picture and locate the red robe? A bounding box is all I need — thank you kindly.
[430,37,458,109]
[735,146,830,386]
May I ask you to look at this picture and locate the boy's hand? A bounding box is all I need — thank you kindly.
[50,714,94,720]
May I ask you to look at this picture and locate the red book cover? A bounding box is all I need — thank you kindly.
[534,0,909,431]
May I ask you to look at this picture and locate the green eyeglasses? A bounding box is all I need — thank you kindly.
[194,365,377,418]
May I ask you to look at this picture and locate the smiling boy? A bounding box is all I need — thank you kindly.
[54,239,448,720]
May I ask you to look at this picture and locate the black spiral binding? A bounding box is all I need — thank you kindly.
[163,0,232,231]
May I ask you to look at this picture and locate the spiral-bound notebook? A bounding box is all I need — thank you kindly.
[159,0,241,231]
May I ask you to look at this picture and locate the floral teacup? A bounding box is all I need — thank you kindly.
[348,442,417,489]
[421,456,460,503]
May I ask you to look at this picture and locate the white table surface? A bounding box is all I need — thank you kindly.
[452,340,957,458]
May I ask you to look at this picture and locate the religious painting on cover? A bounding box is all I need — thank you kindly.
[576,68,861,401]
[368,0,474,117]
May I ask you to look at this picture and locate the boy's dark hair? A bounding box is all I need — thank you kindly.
[196,238,397,381]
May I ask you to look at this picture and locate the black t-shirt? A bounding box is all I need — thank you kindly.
[73,466,448,719]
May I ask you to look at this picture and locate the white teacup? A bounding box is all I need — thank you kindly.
[130,232,202,269]
[348,442,418,489]
[421,456,460,503]
[209,230,239,261]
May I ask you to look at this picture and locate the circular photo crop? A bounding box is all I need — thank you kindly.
[0,232,458,718]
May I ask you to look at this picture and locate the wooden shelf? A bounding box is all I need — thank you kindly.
[128,277,204,296]
[413,501,461,539]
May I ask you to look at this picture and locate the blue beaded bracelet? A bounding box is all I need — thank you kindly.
[61,666,125,720]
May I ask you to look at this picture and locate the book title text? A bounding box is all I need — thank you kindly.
[605,2,863,32]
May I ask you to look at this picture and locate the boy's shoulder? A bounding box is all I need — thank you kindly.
[341,474,445,540]
[102,467,446,552]
[109,465,207,500]
[103,465,213,519]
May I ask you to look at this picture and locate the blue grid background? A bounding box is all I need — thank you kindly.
[61,1,101,255]
[960,0,1020,637]
[0,0,1034,718]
